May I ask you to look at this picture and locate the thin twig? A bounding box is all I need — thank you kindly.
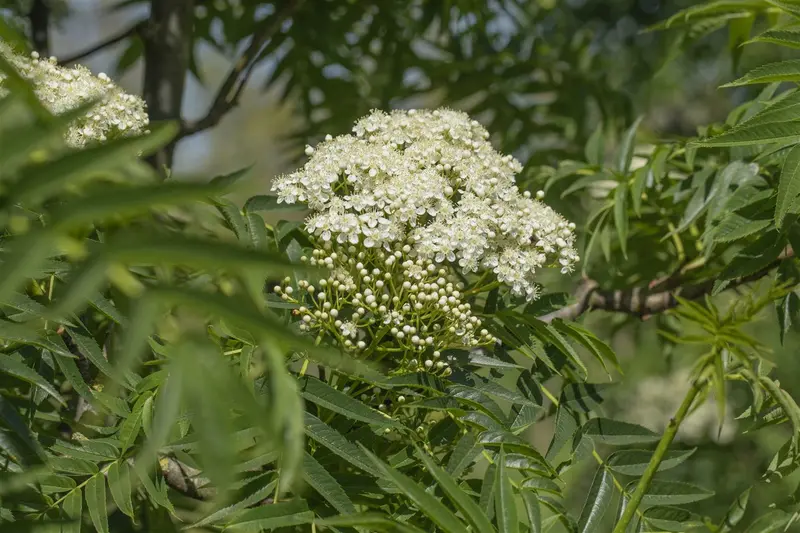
[58,21,145,66]
[179,0,303,139]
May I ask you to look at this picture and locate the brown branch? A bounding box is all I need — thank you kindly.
[142,0,196,171]
[178,0,303,139]
[29,0,50,56]
[58,21,145,66]
[540,250,794,323]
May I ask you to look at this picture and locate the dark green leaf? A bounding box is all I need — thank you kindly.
[495,448,519,533]
[86,472,109,533]
[364,448,465,533]
[776,143,800,228]
[607,448,696,476]
[641,480,714,506]
[303,452,356,514]
[577,468,613,533]
[581,418,660,446]
[417,447,496,533]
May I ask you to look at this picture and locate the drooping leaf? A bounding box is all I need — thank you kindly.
[577,468,613,533]
[224,500,314,531]
[494,447,519,533]
[776,143,800,228]
[304,413,380,477]
[86,472,110,533]
[614,180,629,257]
[0,354,65,404]
[317,513,429,533]
[719,488,751,533]
[59,486,82,533]
[303,452,356,515]
[616,117,643,174]
[107,461,134,519]
[364,448,465,533]
[417,447,496,533]
[298,375,397,427]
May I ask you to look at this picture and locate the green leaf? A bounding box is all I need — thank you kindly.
[776,143,800,228]
[743,510,792,533]
[446,433,481,478]
[585,123,605,166]
[298,376,397,427]
[722,60,800,87]
[50,182,227,230]
[748,28,800,48]
[577,468,613,533]
[246,212,270,250]
[614,182,629,258]
[546,407,579,464]
[416,447,496,533]
[776,292,800,345]
[62,487,83,533]
[0,395,45,465]
[364,448,465,533]
[719,488,751,533]
[50,457,99,476]
[607,448,696,476]
[581,418,660,446]
[86,472,110,533]
[304,413,380,477]
[107,461,134,519]
[0,354,64,404]
[521,490,542,533]
[712,215,771,243]
[244,195,307,213]
[317,513,429,533]
[642,506,703,531]
[189,476,276,529]
[551,320,621,376]
[118,392,152,454]
[495,448,519,533]
[303,452,356,514]
[218,200,249,243]
[641,480,714,506]
[695,120,800,147]
[616,117,643,174]
[224,500,314,531]
[67,329,133,390]
[11,123,177,205]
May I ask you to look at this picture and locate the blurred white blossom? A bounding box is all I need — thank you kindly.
[272,108,579,301]
[0,42,149,148]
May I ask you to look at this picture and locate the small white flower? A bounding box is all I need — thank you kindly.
[272,108,578,301]
[0,43,149,148]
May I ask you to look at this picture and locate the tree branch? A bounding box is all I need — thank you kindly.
[58,21,145,66]
[178,0,303,139]
[142,0,196,171]
[29,0,50,56]
[540,250,794,323]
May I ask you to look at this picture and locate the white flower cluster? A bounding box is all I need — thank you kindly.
[272,108,578,301]
[274,242,494,374]
[0,43,149,148]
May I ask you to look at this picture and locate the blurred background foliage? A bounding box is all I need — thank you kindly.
[2,0,800,530]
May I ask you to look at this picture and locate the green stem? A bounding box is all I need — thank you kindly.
[611,379,703,533]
